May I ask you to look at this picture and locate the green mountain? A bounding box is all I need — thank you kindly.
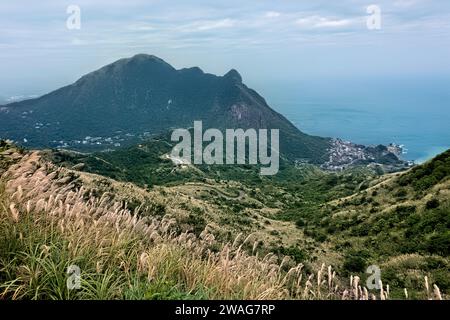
[0,54,330,163]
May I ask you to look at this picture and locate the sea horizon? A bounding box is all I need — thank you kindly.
[258,75,450,163]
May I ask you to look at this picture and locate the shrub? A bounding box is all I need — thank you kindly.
[275,246,308,264]
[395,188,408,198]
[343,255,366,274]
[424,231,450,256]
[425,199,440,210]
[295,218,306,228]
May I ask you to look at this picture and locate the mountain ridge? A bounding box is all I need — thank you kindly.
[0,54,331,163]
[0,54,405,168]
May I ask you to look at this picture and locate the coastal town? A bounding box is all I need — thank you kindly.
[319,138,413,171]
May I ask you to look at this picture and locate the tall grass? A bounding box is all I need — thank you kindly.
[0,151,445,300]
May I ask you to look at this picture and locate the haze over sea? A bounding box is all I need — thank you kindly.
[260,75,450,163]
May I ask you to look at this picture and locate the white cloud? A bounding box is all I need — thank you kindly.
[181,18,236,32]
[393,0,420,8]
[295,15,352,29]
[71,38,87,46]
[127,23,156,31]
[265,11,281,18]
[1,0,450,94]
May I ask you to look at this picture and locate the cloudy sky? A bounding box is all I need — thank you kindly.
[1,0,450,96]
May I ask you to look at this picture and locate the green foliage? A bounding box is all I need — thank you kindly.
[184,213,207,236]
[342,250,370,275]
[0,139,8,149]
[342,255,366,274]
[398,149,450,191]
[295,218,306,228]
[425,198,440,210]
[403,204,450,255]
[395,188,408,198]
[424,232,450,256]
[274,246,308,264]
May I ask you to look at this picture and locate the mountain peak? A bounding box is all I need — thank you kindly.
[223,69,242,83]
[0,54,332,163]
[125,54,175,69]
[129,53,166,63]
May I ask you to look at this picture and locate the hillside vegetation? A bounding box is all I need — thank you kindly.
[311,150,450,298]
[44,140,450,299]
[0,141,448,300]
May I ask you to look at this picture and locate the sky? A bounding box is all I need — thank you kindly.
[1,0,450,97]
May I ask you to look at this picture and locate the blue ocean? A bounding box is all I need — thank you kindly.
[259,75,450,163]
